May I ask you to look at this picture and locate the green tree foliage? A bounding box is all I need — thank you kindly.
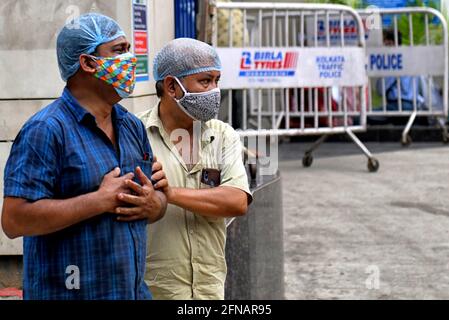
[314,0,445,45]
[397,0,443,45]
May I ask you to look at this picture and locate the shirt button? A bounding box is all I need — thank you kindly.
[189,229,194,235]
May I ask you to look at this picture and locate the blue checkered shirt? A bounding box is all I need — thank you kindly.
[3,88,153,300]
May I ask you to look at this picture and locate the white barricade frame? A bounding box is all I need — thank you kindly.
[358,7,449,145]
[211,2,379,172]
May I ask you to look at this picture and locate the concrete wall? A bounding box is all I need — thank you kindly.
[0,0,174,254]
[225,173,284,300]
[0,143,22,254]
[0,0,174,139]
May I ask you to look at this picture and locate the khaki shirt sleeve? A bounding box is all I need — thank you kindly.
[220,126,253,204]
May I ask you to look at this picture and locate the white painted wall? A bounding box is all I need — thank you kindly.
[0,143,23,254]
[0,0,174,254]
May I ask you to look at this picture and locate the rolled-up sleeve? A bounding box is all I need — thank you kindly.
[3,120,61,201]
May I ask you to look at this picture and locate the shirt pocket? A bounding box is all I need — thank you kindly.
[198,170,225,224]
[139,159,153,180]
[130,156,153,185]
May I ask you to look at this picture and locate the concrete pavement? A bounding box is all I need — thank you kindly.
[281,142,449,299]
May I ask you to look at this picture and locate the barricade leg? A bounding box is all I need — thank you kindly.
[302,135,328,168]
[437,117,449,144]
[345,129,380,172]
[401,111,417,146]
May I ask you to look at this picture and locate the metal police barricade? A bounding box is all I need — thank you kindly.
[211,1,380,172]
[358,7,448,145]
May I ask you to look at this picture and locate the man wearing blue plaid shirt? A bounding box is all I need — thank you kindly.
[1,14,167,300]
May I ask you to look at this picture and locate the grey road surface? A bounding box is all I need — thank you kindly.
[281,142,449,299]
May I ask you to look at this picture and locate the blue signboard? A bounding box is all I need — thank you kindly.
[133,3,147,31]
[133,0,149,82]
[364,0,440,8]
[364,0,441,26]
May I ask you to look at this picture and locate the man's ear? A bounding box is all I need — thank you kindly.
[79,54,97,74]
[163,76,177,98]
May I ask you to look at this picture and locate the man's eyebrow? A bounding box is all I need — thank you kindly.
[200,72,215,78]
[112,42,130,50]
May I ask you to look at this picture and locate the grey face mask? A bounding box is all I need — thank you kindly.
[173,77,221,122]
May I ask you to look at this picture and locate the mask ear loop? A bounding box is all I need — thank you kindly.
[172,76,221,101]
[84,54,101,73]
[172,76,188,99]
[170,76,197,120]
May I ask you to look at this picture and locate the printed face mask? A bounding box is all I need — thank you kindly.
[173,77,221,122]
[91,52,137,99]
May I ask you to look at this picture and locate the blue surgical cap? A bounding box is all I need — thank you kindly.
[153,38,222,81]
[56,13,126,82]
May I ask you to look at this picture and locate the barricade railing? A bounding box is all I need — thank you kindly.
[358,7,448,145]
[211,2,379,172]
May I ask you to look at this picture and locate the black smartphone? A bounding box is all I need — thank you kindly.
[201,168,221,187]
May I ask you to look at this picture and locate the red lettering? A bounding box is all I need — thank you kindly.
[240,59,250,70]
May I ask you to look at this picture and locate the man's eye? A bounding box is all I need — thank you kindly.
[201,79,211,85]
[115,47,128,54]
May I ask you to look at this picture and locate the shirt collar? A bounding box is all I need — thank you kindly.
[145,103,217,173]
[145,102,164,130]
[62,87,128,124]
[113,103,128,123]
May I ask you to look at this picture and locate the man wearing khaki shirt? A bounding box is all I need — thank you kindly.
[138,38,252,299]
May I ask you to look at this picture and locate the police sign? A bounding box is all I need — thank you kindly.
[217,47,367,89]
[366,46,445,77]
